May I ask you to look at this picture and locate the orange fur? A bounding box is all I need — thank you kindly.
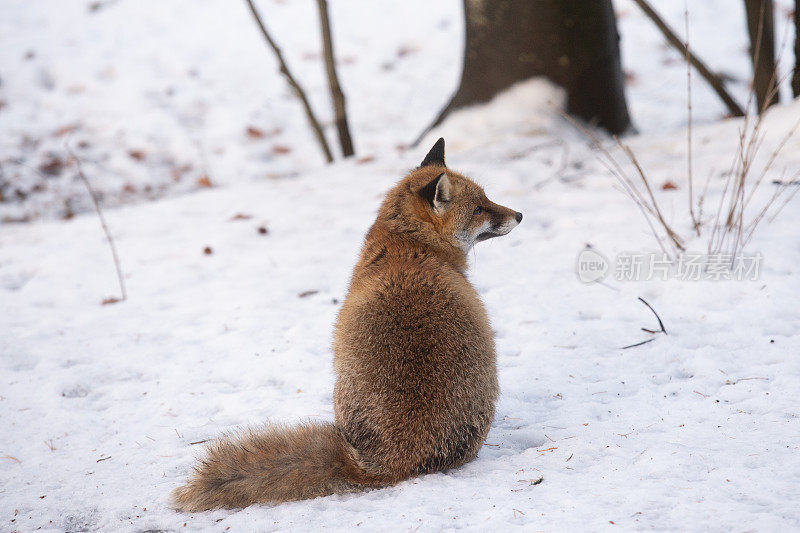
[171,139,521,511]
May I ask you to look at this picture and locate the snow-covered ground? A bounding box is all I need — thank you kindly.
[2,1,800,532]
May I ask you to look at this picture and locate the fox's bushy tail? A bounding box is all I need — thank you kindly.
[170,422,386,511]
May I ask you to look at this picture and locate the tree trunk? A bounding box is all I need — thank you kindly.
[419,0,631,141]
[744,0,779,112]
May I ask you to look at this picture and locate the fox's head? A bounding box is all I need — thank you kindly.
[380,138,522,256]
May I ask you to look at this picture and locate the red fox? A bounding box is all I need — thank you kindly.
[171,138,523,510]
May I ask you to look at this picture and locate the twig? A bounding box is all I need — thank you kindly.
[622,338,655,350]
[316,0,354,157]
[630,0,745,116]
[244,0,333,163]
[66,144,127,304]
[767,173,800,223]
[616,139,686,252]
[637,297,667,335]
[684,4,700,235]
[622,298,667,349]
[557,107,675,258]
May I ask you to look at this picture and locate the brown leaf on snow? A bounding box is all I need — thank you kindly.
[396,45,417,58]
[39,154,67,176]
[271,145,291,155]
[54,124,78,136]
[661,181,678,190]
[196,176,213,188]
[171,164,193,182]
[246,126,265,139]
[128,149,146,162]
[229,213,253,221]
[356,155,375,164]
[203,246,213,255]
[257,226,269,235]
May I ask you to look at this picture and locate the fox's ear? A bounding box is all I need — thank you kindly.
[418,172,451,213]
[420,137,446,167]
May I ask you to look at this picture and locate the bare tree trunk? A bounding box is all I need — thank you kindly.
[316,0,355,157]
[244,0,334,163]
[792,0,800,97]
[415,0,631,145]
[744,0,779,112]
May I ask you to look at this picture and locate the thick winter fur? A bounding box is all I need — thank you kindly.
[171,138,522,511]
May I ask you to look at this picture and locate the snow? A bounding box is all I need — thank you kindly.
[2,1,800,532]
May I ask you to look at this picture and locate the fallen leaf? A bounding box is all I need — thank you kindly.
[246,126,265,139]
[272,145,291,155]
[54,124,78,136]
[397,45,417,58]
[356,155,375,164]
[39,154,66,176]
[171,164,192,182]
[203,246,213,255]
[196,176,213,188]
[661,180,678,190]
[128,150,146,162]
[229,213,252,221]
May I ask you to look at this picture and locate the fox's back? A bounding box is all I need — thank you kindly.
[333,237,498,480]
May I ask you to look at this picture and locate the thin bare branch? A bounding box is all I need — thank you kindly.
[638,296,667,335]
[244,0,334,163]
[316,0,354,157]
[631,0,745,117]
[557,108,674,258]
[616,138,686,252]
[66,144,126,304]
[684,4,700,235]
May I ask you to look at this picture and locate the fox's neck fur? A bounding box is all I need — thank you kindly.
[356,165,469,278]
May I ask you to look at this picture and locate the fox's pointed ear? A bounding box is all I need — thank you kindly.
[418,172,451,213]
[420,137,446,167]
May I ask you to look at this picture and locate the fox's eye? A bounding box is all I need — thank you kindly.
[473,206,483,215]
